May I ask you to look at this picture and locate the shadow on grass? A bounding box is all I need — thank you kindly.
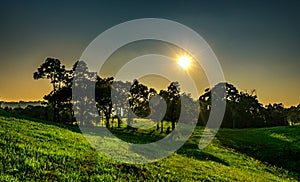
[109,127,165,144]
[86,126,230,165]
[176,142,230,166]
[216,126,300,179]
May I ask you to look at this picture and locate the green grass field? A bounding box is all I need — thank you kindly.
[0,111,299,181]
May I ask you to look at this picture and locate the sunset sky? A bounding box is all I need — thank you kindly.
[0,0,299,107]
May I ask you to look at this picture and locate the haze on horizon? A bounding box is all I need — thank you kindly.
[0,1,299,107]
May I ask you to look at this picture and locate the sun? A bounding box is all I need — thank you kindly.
[178,55,191,69]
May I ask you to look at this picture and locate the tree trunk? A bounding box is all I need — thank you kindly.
[105,114,110,128]
[53,102,57,122]
[172,120,175,131]
[127,111,132,128]
[117,117,121,128]
[160,120,164,133]
[117,108,121,128]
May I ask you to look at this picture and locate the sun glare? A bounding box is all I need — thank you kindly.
[178,55,191,69]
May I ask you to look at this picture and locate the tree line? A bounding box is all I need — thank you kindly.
[2,58,299,130]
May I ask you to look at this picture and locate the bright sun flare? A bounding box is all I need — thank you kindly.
[178,56,191,69]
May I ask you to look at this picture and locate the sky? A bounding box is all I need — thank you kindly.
[0,0,299,107]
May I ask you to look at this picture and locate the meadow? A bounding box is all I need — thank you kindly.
[0,110,299,181]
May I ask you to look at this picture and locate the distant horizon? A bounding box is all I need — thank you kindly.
[1,80,299,108]
[0,100,43,103]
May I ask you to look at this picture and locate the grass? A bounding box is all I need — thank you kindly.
[0,111,299,181]
[216,125,300,176]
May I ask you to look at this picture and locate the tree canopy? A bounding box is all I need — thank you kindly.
[26,58,297,130]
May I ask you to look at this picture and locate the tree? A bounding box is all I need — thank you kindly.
[180,93,198,125]
[33,58,67,122]
[160,82,181,131]
[129,80,151,118]
[148,88,160,130]
[111,80,131,128]
[198,82,265,128]
[198,88,211,126]
[95,77,114,128]
[237,91,264,128]
[49,86,73,124]
[265,103,288,127]
[287,105,300,125]
[55,62,76,124]
[72,61,97,126]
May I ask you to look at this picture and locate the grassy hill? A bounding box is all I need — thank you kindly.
[0,111,299,181]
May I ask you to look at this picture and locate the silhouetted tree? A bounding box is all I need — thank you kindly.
[129,80,151,117]
[160,82,181,131]
[180,93,198,125]
[265,103,288,126]
[32,57,292,129]
[96,77,114,128]
[33,58,67,122]
[199,82,266,128]
[287,105,300,125]
[198,88,211,126]
[72,61,97,126]
[147,88,160,130]
[237,91,264,128]
[111,80,132,128]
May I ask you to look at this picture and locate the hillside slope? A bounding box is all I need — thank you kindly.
[0,112,298,181]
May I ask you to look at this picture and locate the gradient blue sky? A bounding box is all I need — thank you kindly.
[0,0,299,107]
